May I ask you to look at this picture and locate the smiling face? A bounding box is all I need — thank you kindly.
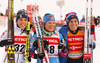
[16,18,28,30]
[44,20,56,32]
[68,18,78,31]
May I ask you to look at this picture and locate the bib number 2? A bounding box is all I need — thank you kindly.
[14,44,25,53]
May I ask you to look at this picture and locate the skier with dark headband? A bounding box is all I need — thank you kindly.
[59,12,96,63]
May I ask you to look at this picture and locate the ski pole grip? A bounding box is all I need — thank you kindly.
[26,21,30,31]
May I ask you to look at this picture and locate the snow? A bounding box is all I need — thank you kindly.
[0,25,100,63]
[93,27,100,63]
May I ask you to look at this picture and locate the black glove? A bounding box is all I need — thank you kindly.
[0,39,14,47]
[38,53,45,59]
[33,41,38,50]
[28,56,31,62]
[34,53,45,59]
[44,40,49,50]
[58,44,67,53]
[89,43,95,49]
[58,43,64,49]
[61,46,67,53]
[33,40,49,50]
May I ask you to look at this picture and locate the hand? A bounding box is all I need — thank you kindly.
[58,43,64,49]
[33,41,38,50]
[34,53,45,59]
[61,46,67,53]
[0,39,14,47]
[23,55,31,62]
[58,44,67,53]
[33,40,49,50]
[28,56,31,62]
[44,40,49,50]
[89,42,96,49]
[38,53,45,59]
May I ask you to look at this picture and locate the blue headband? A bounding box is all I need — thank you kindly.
[43,14,55,24]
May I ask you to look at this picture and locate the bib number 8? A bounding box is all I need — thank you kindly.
[50,45,55,54]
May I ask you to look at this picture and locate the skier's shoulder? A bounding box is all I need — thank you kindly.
[59,25,68,33]
[78,27,85,33]
[14,26,21,31]
[1,30,8,36]
[59,25,68,39]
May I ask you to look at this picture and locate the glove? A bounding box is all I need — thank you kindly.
[33,41,38,50]
[34,53,45,59]
[58,43,64,49]
[43,40,49,50]
[23,55,31,62]
[38,53,45,59]
[89,42,96,49]
[61,46,67,53]
[28,56,31,62]
[0,39,14,47]
[58,44,67,53]
[33,40,49,50]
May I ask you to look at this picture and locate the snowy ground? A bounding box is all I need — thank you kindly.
[0,25,100,63]
[93,27,100,63]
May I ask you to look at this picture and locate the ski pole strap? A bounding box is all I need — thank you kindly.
[90,24,96,41]
[90,24,95,35]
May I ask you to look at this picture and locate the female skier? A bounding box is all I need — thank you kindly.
[0,9,33,63]
[29,13,68,63]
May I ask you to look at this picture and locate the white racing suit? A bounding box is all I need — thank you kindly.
[0,27,33,63]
